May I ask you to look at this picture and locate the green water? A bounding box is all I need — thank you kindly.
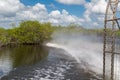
[0,45,48,76]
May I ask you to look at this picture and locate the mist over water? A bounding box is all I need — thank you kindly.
[47,32,120,80]
[46,32,103,76]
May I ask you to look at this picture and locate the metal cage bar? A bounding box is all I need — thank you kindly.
[103,0,120,80]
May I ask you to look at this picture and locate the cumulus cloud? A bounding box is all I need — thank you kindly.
[0,0,111,28]
[48,9,84,25]
[49,10,61,19]
[82,0,107,28]
[0,0,24,17]
[0,0,84,28]
[91,0,107,14]
[56,0,86,5]
[16,3,48,20]
[32,3,47,11]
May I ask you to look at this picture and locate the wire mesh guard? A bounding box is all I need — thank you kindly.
[103,0,120,80]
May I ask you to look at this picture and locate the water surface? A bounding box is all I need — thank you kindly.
[0,45,48,78]
[0,33,105,80]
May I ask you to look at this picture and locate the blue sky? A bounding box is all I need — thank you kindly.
[0,0,107,28]
[20,0,86,17]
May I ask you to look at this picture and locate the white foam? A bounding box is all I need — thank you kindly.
[28,61,72,80]
[46,34,120,80]
[46,42,103,74]
[46,34,120,79]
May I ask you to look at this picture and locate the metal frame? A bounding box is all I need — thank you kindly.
[103,0,120,80]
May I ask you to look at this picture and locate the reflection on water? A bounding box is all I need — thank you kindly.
[0,45,48,77]
[0,48,12,77]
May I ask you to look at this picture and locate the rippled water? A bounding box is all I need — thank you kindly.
[1,47,100,80]
[0,45,48,79]
[0,33,104,80]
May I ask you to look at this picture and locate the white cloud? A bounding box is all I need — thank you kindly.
[0,0,84,28]
[56,0,86,5]
[48,3,56,9]
[82,0,107,28]
[91,0,107,14]
[62,9,69,15]
[0,2,49,28]
[93,22,99,26]
[48,9,83,25]
[49,10,61,18]
[0,0,111,29]
[16,3,48,20]
[32,3,47,11]
[0,0,24,17]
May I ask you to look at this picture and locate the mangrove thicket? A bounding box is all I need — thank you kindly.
[0,20,54,46]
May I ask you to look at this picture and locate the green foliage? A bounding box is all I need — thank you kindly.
[0,20,54,46]
[0,28,10,45]
[116,30,120,37]
[53,24,85,33]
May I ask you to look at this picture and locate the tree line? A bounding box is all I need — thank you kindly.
[0,20,54,46]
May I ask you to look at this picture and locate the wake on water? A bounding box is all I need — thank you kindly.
[46,33,103,76]
[46,33,120,80]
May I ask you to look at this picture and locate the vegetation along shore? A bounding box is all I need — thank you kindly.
[0,20,120,47]
[0,20,54,47]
